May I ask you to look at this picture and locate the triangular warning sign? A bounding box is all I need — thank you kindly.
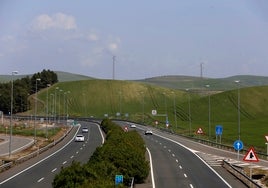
[196,127,204,134]
[243,147,259,162]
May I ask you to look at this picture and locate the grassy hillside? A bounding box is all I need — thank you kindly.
[25,79,268,152]
[137,75,268,91]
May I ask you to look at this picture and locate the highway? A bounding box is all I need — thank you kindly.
[0,121,104,188]
[142,132,232,187]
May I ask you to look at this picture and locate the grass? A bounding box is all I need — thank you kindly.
[24,79,268,153]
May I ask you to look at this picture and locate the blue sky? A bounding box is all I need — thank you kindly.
[0,0,268,80]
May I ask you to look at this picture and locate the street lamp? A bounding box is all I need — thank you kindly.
[205,84,211,141]
[163,92,168,127]
[235,80,241,141]
[46,84,51,139]
[66,91,70,122]
[50,93,54,124]
[9,70,18,157]
[34,78,41,144]
[59,89,63,123]
[172,91,177,129]
[54,87,59,123]
[186,89,191,136]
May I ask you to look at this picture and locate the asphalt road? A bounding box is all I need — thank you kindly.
[0,121,104,188]
[142,133,233,188]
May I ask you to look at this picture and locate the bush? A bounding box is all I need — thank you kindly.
[53,119,149,187]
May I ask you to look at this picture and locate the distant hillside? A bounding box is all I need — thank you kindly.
[136,75,268,91]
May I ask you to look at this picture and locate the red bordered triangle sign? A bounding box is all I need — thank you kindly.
[243,147,259,162]
[196,127,204,134]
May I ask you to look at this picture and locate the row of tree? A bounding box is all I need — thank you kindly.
[53,119,150,188]
[0,69,58,114]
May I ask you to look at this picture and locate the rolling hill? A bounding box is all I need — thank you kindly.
[28,78,268,152]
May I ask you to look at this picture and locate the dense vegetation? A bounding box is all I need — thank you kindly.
[52,119,149,188]
[0,69,58,114]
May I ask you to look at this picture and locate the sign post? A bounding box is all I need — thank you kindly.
[233,140,243,160]
[243,147,259,179]
[215,125,223,143]
[115,175,123,186]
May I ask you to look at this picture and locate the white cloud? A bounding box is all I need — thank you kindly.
[87,33,99,41]
[32,12,77,31]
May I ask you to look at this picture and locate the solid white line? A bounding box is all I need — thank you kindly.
[146,148,155,188]
[154,133,232,188]
[0,122,103,185]
[184,173,187,178]
[0,124,81,185]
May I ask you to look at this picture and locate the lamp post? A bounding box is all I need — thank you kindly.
[50,93,54,124]
[172,91,177,129]
[163,92,168,127]
[235,80,241,141]
[46,84,51,139]
[9,70,18,157]
[34,78,41,144]
[58,89,63,123]
[186,89,191,136]
[54,87,59,123]
[205,85,211,141]
[66,91,70,122]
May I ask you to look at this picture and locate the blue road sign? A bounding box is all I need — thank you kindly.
[215,125,223,135]
[233,140,243,151]
[115,175,123,185]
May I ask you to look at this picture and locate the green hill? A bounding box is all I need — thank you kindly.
[28,79,268,152]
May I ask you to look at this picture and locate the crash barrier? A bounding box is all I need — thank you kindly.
[223,160,262,188]
[0,126,73,172]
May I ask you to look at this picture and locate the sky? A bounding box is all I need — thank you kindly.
[0,0,268,80]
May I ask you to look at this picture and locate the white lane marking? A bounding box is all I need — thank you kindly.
[70,155,74,159]
[62,161,67,165]
[80,147,83,150]
[37,177,44,183]
[190,184,194,188]
[76,151,79,154]
[179,165,182,169]
[168,149,171,153]
[146,148,155,188]
[184,173,187,178]
[164,146,167,148]
[172,153,175,157]
[176,159,179,163]
[51,168,57,173]
[0,122,104,186]
[154,133,232,188]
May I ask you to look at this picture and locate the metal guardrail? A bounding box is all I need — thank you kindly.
[0,125,73,172]
[223,160,262,188]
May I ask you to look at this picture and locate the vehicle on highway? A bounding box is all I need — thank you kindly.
[145,129,153,135]
[75,134,85,142]
[130,124,136,128]
[82,127,88,133]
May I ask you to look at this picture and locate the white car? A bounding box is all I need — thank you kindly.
[82,127,88,133]
[145,130,153,135]
[75,134,85,142]
[130,124,136,128]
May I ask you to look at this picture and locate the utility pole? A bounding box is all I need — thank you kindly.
[113,56,116,80]
[200,62,204,79]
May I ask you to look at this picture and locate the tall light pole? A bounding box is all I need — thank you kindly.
[59,89,63,123]
[172,91,177,129]
[9,70,18,157]
[66,91,70,122]
[54,87,59,123]
[186,89,191,136]
[34,78,41,144]
[46,84,51,139]
[163,92,168,127]
[50,93,54,124]
[205,84,211,140]
[235,80,241,141]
